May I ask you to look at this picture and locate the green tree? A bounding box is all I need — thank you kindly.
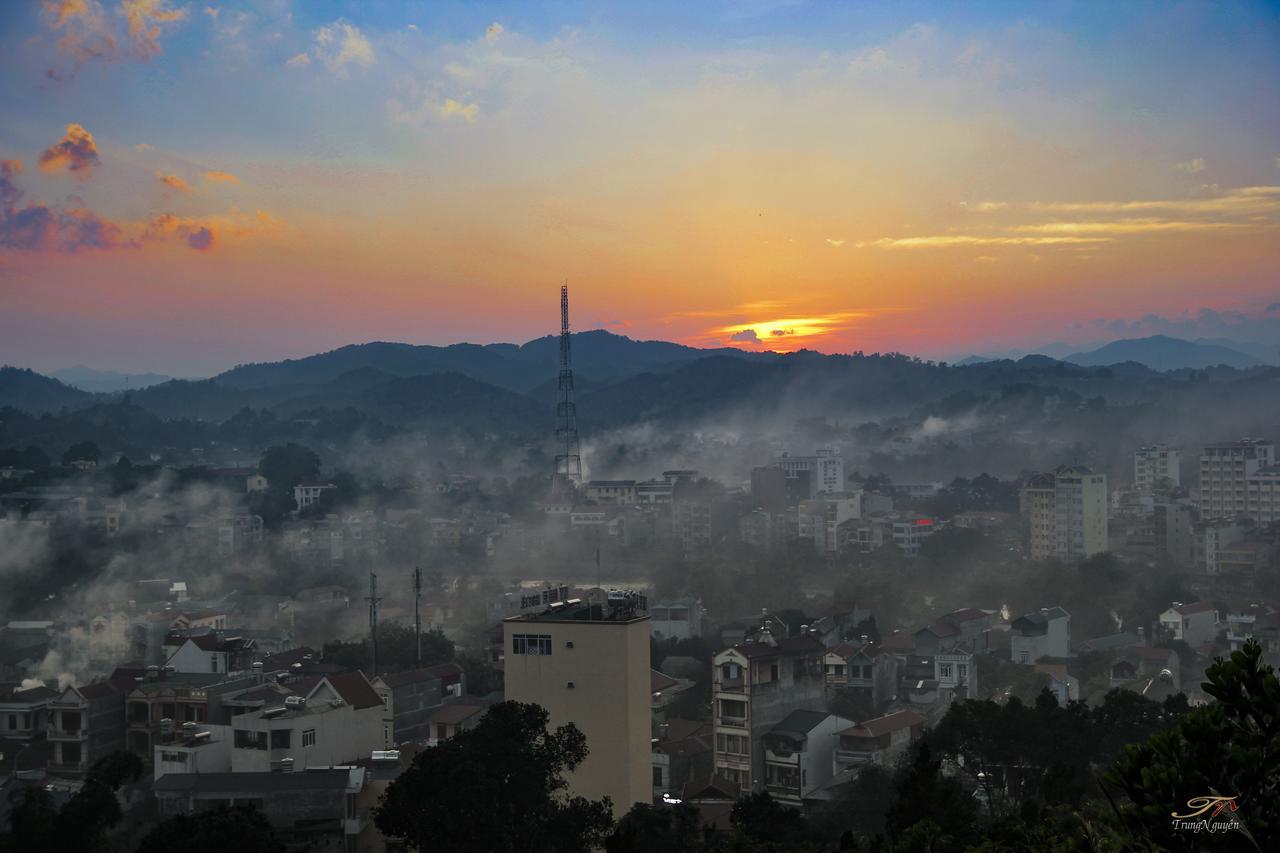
[375,701,613,852]
[1,751,143,853]
[135,805,284,853]
[322,622,454,676]
[730,792,807,844]
[258,443,320,492]
[606,802,702,853]
[884,743,976,850]
[61,440,99,465]
[1103,639,1279,851]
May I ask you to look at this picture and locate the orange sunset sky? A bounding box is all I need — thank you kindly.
[1,1,1278,375]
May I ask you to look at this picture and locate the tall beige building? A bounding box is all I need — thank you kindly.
[1021,465,1108,561]
[502,593,651,815]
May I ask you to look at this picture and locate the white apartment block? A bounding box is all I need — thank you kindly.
[778,449,845,497]
[1245,464,1280,525]
[1199,439,1275,519]
[1134,445,1180,493]
[228,673,385,773]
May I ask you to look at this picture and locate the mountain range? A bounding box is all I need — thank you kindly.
[50,366,175,393]
[963,335,1268,371]
[2,332,1277,439]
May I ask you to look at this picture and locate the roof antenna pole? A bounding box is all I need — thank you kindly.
[366,572,381,675]
[554,284,582,484]
[413,567,422,666]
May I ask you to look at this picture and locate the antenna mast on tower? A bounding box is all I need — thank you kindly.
[554,285,582,483]
[366,571,382,675]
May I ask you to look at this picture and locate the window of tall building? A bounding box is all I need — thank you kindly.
[511,634,552,656]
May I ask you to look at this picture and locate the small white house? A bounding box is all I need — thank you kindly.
[1159,601,1218,649]
[1011,607,1071,663]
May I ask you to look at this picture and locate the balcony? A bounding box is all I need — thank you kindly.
[718,714,748,728]
[835,748,878,767]
[48,728,88,741]
[46,761,87,775]
[765,783,802,802]
[715,677,745,693]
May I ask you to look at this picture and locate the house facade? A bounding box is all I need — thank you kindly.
[711,634,827,793]
[760,710,852,805]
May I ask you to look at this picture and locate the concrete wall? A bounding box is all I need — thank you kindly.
[503,616,651,815]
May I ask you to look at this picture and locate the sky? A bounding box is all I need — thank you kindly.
[1,0,1278,376]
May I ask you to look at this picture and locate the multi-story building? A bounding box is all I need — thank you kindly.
[163,632,257,675]
[583,480,638,505]
[1010,607,1071,663]
[1021,466,1108,561]
[1,683,54,739]
[750,466,787,514]
[761,711,852,805]
[154,768,375,851]
[711,633,826,793]
[1199,439,1275,519]
[1021,473,1057,561]
[777,449,844,497]
[823,641,898,714]
[648,597,704,641]
[797,497,864,556]
[1134,445,1181,493]
[126,671,260,757]
[371,662,464,746]
[228,672,385,772]
[832,711,927,771]
[1195,518,1248,576]
[1154,501,1196,566]
[292,482,336,511]
[934,649,978,699]
[502,592,651,816]
[47,681,126,777]
[1246,464,1280,524]
[1158,601,1218,649]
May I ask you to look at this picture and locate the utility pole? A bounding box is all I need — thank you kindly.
[366,571,381,675]
[413,566,423,666]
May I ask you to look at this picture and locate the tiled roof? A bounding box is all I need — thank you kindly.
[682,774,740,801]
[1172,601,1215,616]
[838,710,927,739]
[428,703,486,726]
[946,608,989,623]
[659,718,708,744]
[920,621,959,638]
[259,647,318,671]
[378,668,443,689]
[768,709,832,737]
[324,671,383,710]
[78,681,121,700]
[154,770,353,793]
[732,635,825,659]
[650,670,680,693]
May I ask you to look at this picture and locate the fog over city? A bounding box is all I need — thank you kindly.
[2,1,1279,852]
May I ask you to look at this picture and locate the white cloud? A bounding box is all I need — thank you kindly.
[444,62,474,79]
[825,238,845,246]
[285,52,310,68]
[1175,157,1206,173]
[313,20,375,76]
[485,22,504,45]
[439,98,479,122]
